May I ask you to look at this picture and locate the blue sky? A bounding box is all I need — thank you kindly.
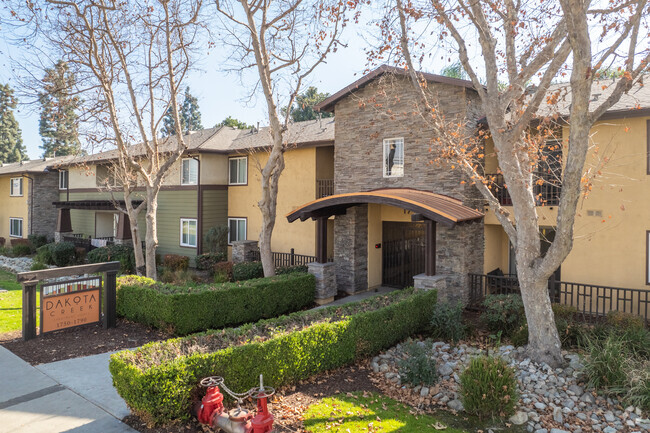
[0,17,386,160]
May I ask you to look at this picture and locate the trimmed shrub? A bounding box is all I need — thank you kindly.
[109,288,438,424]
[482,294,525,337]
[51,242,77,267]
[30,261,47,271]
[398,341,438,386]
[163,254,189,271]
[117,273,316,335]
[429,302,466,343]
[460,356,518,419]
[87,244,135,274]
[36,243,55,265]
[195,253,227,271]
[117,275,156,289]
[12,243,32,256]
[214,261,233,283]
[28,234,49,249]
[204,225,228,254]
[584,334,630,392]
[606,311,645,332]
[276,264,309,275]
[232,261,264,281]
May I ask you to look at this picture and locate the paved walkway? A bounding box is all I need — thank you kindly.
[0,346,135,433]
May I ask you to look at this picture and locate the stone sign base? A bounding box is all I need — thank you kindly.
[308,262,337,305]
[413,273,463,304]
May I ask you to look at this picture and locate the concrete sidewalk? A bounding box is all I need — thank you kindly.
[0,346,135,433]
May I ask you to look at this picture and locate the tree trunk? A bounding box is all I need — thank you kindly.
[127,209,145,275]
[518,270,564,366]
[258,208,275,277]
[144,187,159,280]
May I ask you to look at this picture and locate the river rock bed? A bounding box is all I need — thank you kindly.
[370,340,650,433]
[0,255,34,274]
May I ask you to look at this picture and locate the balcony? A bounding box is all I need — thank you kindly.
[316,179,334,199]
[487,172,561,206]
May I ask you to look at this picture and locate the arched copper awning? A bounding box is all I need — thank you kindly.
[286,188,483,228]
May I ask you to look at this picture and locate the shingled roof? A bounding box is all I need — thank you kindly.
[0,156,75,175]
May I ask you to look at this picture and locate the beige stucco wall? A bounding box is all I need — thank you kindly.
[367,203,413,288]
[227,147,321,257]
[200,153,229,184]
[0,175,29,240]
[484,116,650,290]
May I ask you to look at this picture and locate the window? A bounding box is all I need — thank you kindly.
[383,138,404,177]
[59,170,69,190]
[9,218,22,238]
[96,165,117,187]
[228,218,246,244]
[181,158,198,185]
[180,218,197,247]
[10,177,22,196]
[229,157,247,185]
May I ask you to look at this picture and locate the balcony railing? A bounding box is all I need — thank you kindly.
[487,172,561,206]
[316,179,334,199]
[469,273,650,324]
[249,248,334,267]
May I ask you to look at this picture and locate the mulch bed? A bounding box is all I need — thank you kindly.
[123,363,378,433]
[0,318,172,365]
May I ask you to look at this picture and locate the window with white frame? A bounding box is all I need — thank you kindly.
[228,218,246,244]
[10,177,23,196]
[383,138,404,178]
[229,157,247,185]
[181,158,198,185]
[180,218,198,247]
[59,170,69,190]
[9,218,22,238]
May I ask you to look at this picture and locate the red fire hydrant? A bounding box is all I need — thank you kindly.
[195,375,275,433]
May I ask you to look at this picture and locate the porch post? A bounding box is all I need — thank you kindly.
[116,213,132,240]
[54,208,73,242]
[316,216,327,263]
[425,219,436,276]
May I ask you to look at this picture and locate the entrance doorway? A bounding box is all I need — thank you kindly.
[382,222,426,288]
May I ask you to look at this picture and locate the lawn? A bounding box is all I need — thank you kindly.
[303,392,469,433]
[0,269,38,334]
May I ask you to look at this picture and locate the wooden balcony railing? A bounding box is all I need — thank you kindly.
[316,179,334,199]
[487,172,561,206]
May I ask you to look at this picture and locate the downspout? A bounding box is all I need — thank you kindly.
[193,156,202,255]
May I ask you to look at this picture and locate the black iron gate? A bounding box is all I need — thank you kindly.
[382,222,426,288]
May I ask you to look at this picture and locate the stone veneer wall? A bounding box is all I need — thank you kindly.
[332,73,484,295]
[29,173,60,239]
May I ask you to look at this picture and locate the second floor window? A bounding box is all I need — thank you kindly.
[96,165,117,187]
[383,138,404,178]
[181,158,198,185]
[10,177,22,196]
[229,157,247,185]
[59,170,69,190]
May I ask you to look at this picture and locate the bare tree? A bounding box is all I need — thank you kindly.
[375,0,650,365]
[17,0,204,278]
[214,0,350,276]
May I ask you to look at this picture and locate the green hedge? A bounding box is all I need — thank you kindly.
[116,273,316,335]
[109,288,437,424]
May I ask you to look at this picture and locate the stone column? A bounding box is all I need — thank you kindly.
[334,205,368,294]
[232,240,259,263]
[308,262,337,305]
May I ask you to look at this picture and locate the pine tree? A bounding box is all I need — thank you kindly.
[161,87,202,136]
[39,60,81,157]
[216,116,251,129]
[287,87,333,122]
[0,84,27,164]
